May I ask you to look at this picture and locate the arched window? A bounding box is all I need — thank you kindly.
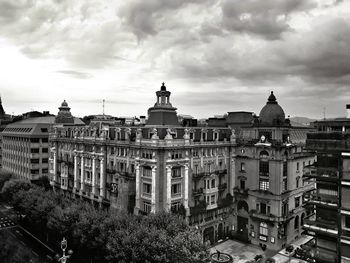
[260,150,269,158]
[294,215,299,229]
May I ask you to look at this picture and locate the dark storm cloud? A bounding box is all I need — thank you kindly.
[56,70,93,79]
[118,0,212,40]
[170,16,350,90]
[221,0,317,40]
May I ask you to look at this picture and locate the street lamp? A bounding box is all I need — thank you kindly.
[55,237,73,263]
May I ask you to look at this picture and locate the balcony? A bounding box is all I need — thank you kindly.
[118,171,135,178]
[233,187,249,197]
[308,194,338,208]
[250,210,277,222]
[303,215,338,236]
[303,165,339,182]
[216,169,227,176]
[192,188,203,197]
[218,183,227,192]
[341,229,350,241]
[106,168,116,174]
[192,172,208,179]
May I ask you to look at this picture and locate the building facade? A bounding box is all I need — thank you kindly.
[49,84,315,249]
[303,113,350,263]
[231,92,315,250]
[1,101,83,181]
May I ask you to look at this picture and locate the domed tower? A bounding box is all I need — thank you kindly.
[258,91,286,126]
[146,82,179,126]
[55,100,74,124]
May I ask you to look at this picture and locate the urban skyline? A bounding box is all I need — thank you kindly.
[0,0,349,119]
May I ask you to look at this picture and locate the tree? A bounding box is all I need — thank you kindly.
[0,230,34,263]
[0,170,12,192]
[32,175,51,190]
[72,204,109,262]
[1,179,32,203]
[105,212,210,263]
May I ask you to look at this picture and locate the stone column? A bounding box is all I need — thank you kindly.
[53,150,57,183]
[73,153,78,190]
[80,155,85,193]
[135,164,141,212]
[230,154,236,195]
[184,165,189,209]
[151,165,157,213]
[166,165,172,211]
[92,156,96,196]
[99,158,105,198]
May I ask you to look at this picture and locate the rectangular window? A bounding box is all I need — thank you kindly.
[296,177,300,188]
[283,178,287,191]
[143,201,151,214]
[171,183,181,196]
[211,179,215,188]
[143,183,151,195]
[259,161,269,175]
[240,162,245,172]
[259,179,269,191]
[42,148,48,153]
[42,168,48,173]
[171,202,181,212]
[143,167,152,177]
[283,161,287,177]
[240,180,245,189]
[260,203,267,214]
[214,132,218,140]
[30,138,40,143]
[259,223,268,236]
[30,159,39,164]
[345,216,350,229]
[41,128,48,133]
[42,138,48,143]
[31,148,39,153]
[171,167,181,178]
[295,196,300,207]
[211,194,216,205]
[296,162,300,171]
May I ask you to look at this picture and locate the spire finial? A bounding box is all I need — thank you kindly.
[161,82,166,91]
[268,91,276,103]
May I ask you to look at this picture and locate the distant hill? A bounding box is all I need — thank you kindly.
[290,117,317,127]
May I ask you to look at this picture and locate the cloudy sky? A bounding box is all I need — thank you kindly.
[0,0,349,119]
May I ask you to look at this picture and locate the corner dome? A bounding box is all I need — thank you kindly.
[61,100,68,107]
[259,91,285,125]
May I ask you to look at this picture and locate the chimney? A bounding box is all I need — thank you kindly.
[139,116,146,124]
[347,104,350,118]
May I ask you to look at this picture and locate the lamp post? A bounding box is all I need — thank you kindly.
[55,237,73,263]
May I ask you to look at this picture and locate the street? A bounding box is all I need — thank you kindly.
[0,204,57,263]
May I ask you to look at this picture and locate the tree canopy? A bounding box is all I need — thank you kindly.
[0,178,209,263]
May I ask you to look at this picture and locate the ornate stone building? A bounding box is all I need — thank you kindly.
[231,92,316,250]
[48,85,315,248]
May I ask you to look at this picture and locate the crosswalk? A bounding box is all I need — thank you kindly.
[0,216,16,229]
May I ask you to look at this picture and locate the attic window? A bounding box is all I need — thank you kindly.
[41,128,48,132]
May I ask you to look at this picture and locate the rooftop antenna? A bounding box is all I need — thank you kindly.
[102,99,105,117]
[323,106,326,120]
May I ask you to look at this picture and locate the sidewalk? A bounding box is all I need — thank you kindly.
[211,239,270,263]
[271,235,313,263]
